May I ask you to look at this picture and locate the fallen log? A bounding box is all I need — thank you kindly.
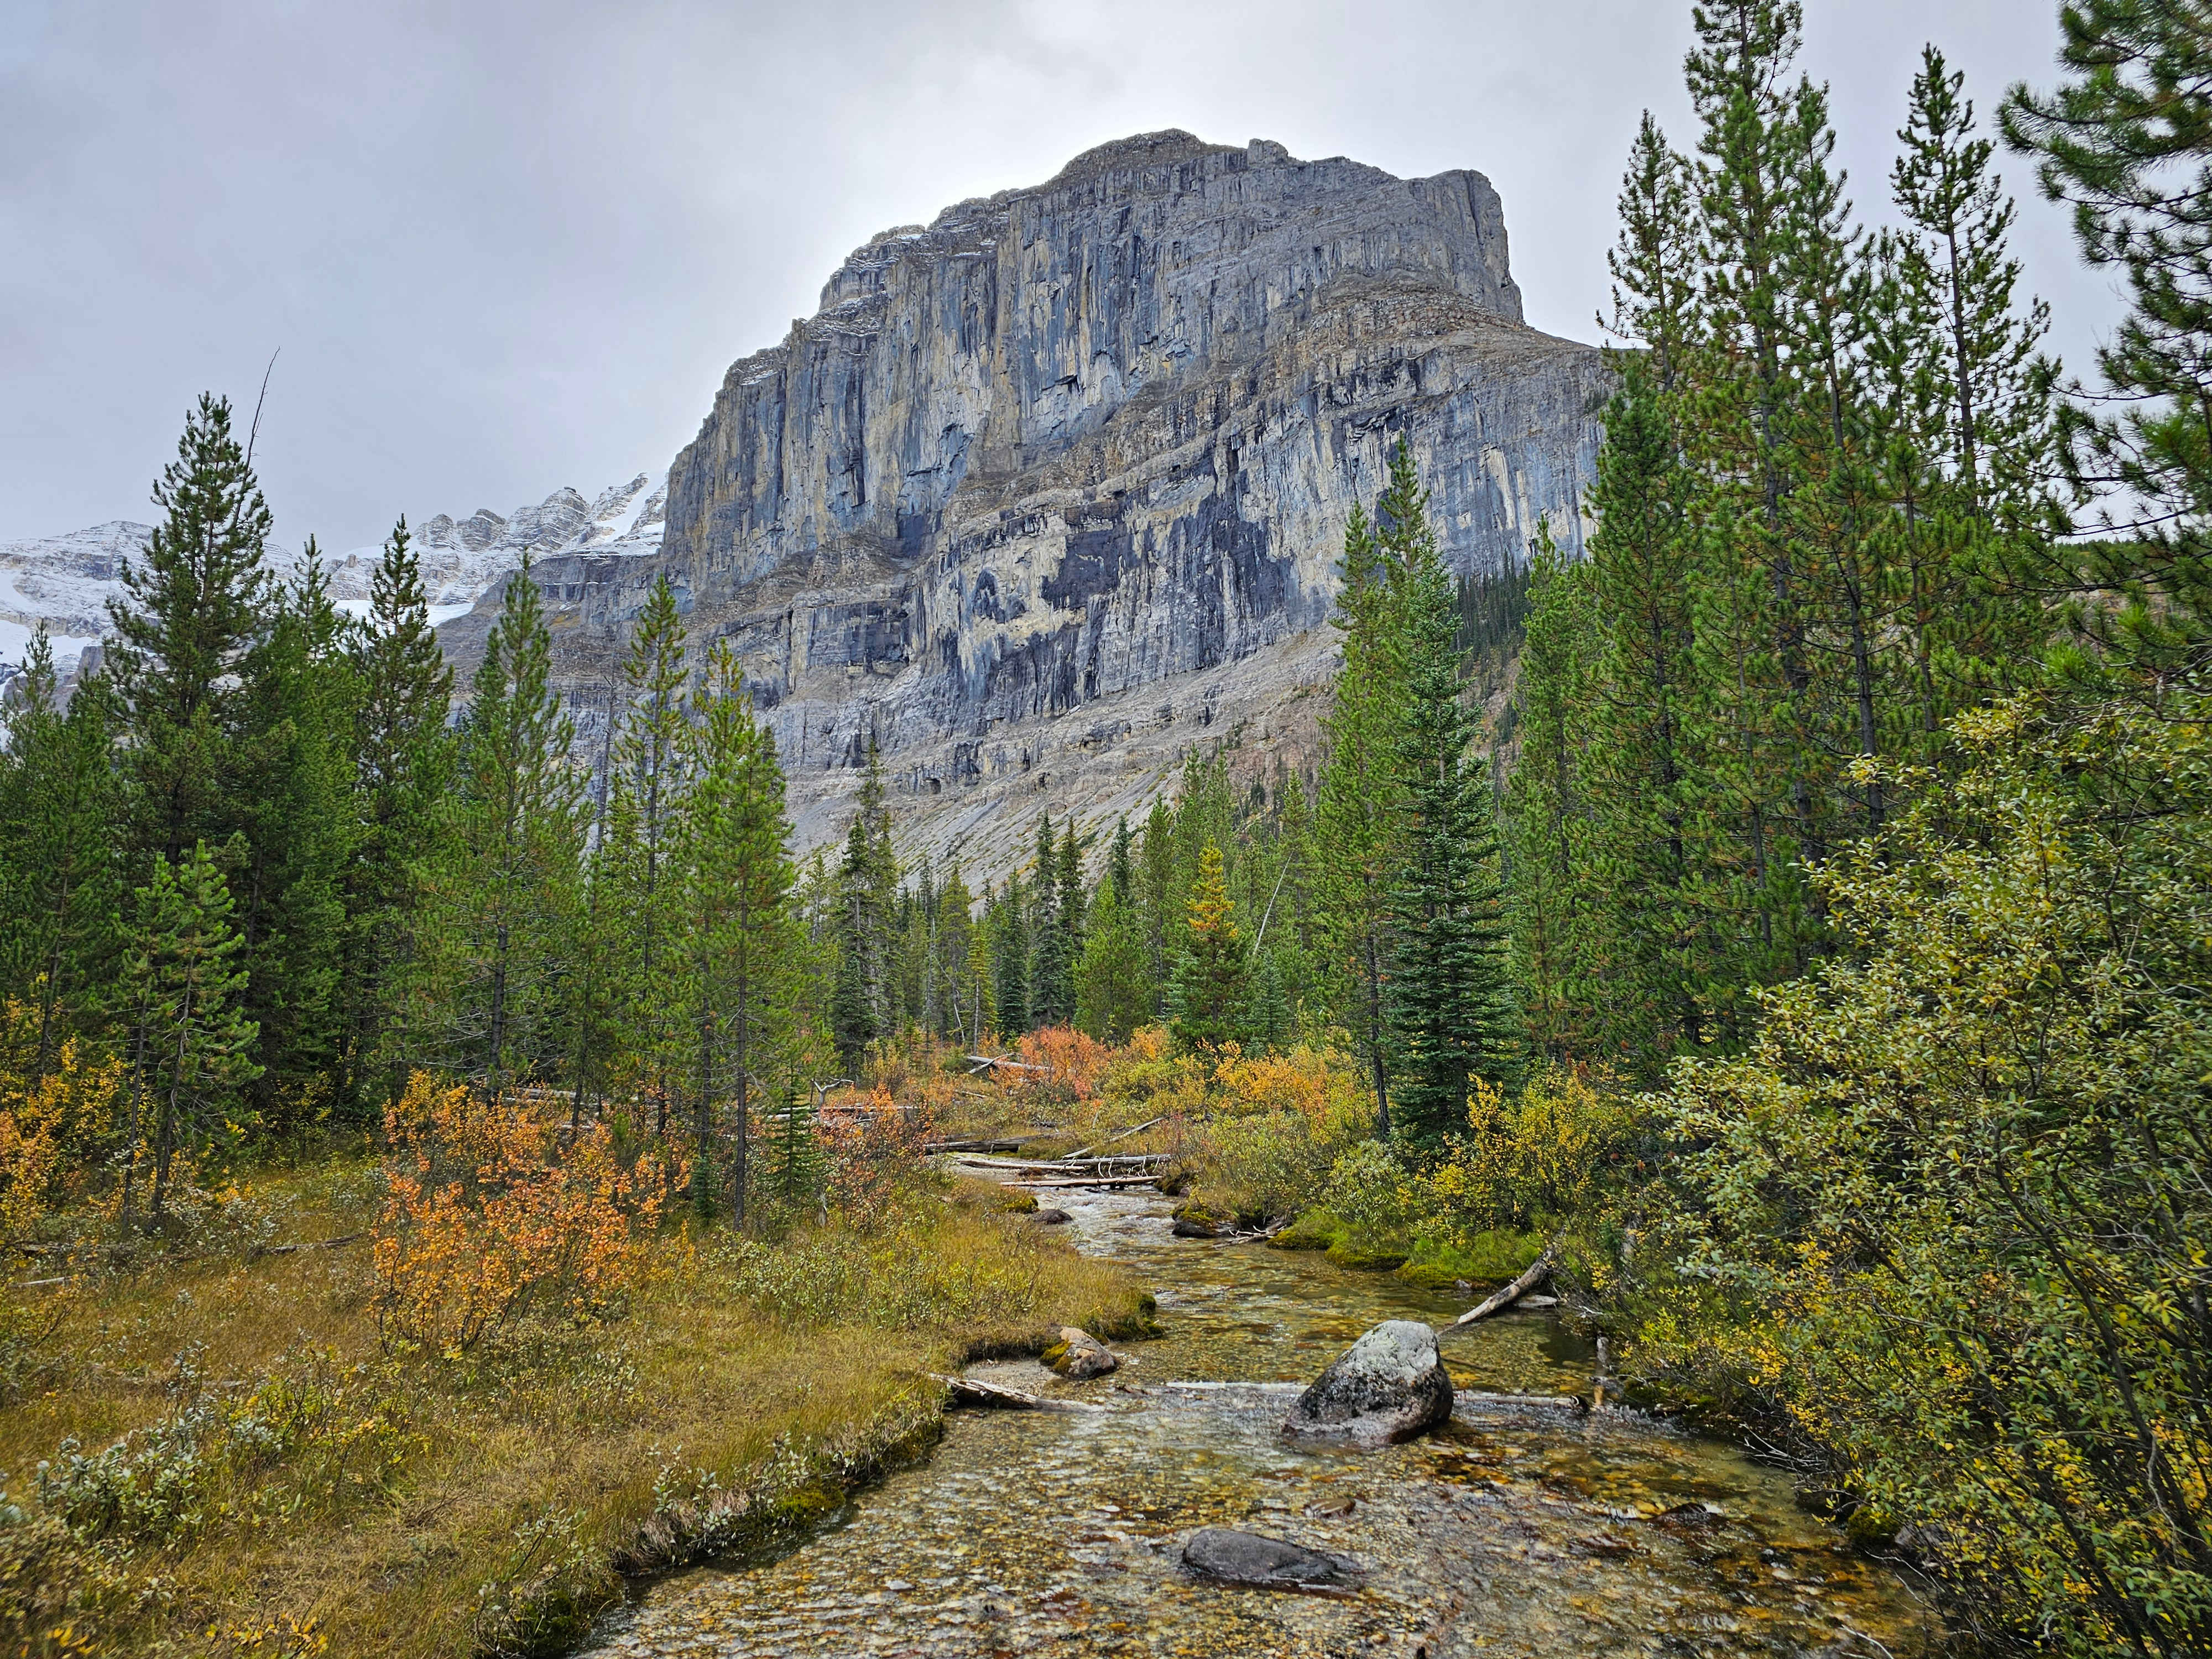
[1006,1175,1164,1190]
[927,1373,1110,1413]
[1067,1116,1166,1160]
[952,1154,1168,1176]
[1444,1244,1557,1329]
[1453,1389,1588,1413]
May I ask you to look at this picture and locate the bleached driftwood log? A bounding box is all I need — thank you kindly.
[1444,1244,1557,1329]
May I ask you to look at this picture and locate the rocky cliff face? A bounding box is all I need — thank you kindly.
[446,131,1608,879]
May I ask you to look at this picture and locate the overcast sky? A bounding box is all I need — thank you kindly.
[2,0,2106,552]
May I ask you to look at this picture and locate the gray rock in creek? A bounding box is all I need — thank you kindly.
[1044,1325,1119,1379]
[1034,1207,1073,1225]
[1282,1319,1455,1445]
[1182,1527,1360,1589]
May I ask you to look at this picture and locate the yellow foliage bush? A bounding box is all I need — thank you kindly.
[372,1074,656,1356]
[1426,1065,1637,1234]
[0,1000,124,1238]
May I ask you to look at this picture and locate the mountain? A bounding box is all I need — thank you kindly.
[11,131,1606,883]
[446,131,1607,879]
[0,473,665,682]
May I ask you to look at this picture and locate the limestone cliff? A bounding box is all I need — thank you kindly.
[446,131,1608,879]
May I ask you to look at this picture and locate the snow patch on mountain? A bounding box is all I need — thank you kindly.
[0,472,666,679]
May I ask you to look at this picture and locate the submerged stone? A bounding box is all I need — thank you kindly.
[1182,1527,1359,1588]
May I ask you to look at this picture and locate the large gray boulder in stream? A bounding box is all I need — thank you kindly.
[1182,1527,1360,1589]
[1282,1319,1454,1445]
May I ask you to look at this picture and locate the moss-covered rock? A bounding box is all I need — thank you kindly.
[1268,1210,1345,1251]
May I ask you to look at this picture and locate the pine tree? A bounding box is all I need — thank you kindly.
[990,877,1030,1037]
[1054,818,1084,1021]
[106,394,274,869]
[1074,879,1152,1042]
[1504,530,1606,1065]
[603,573,692,1138]
[680,643,801,1224]
[1381,447,1517,1155]
[931,867,980,1044]
[2005,4,2212,685]
[1168,843,1247,1052]
[1136,798,1176,1015]
[1315,499,1407,1128]
[0,632,124,1074]
[117,843,259,1229]
[830,814,879,1070]
[228,546,353,1130]
[409,561,584,1087]
[341,519,453,1110]
[830,739,899,1057]
[1027,812,1065,1026]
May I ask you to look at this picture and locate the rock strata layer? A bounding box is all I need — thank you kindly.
[443,131,1608,878]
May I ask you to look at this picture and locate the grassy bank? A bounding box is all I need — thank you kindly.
[0,1164,1147,1658]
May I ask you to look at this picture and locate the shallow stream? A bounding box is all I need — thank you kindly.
[589,1189,1932,1657]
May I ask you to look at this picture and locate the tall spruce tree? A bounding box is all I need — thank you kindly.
[603,574,692,1136]
[229,547,353,1129]
[1027,812,1066,1026]
[2005,2,2212,686]
[107,394,273,870]
[1380,445,1517,1154]
[1315,499,1407,1128]
[1168,843,1246,1052]
[1504,531,1607,1066]
[410,561,583,1087]
[341,519,453,1111]
[117,843,259,1229]
[0,633,124,1074]
[679,644,801,1224]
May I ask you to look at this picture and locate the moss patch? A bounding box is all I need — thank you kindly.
[1394,1229,1546,1290]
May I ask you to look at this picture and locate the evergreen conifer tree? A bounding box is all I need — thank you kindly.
[2005,4,2212,685]
[409,561,583,1087]
[1314,498,1407,1128]
[107,394,273,869]
[1380,447,1517,1154]
[679,643,801,1224]
[117,843,259,1229]
[1027,813,1065,1026]
[0,632,124,1074]
[341,519,453,1110]
[603,573,691,1136]
[1168,843,1247,1052]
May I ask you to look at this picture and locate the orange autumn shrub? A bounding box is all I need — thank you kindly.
[816,1084,933,1230]
[372,1073,656,1356]
[1011,1026,1109,1103]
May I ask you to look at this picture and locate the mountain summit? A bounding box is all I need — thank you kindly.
[454,132,1606,877]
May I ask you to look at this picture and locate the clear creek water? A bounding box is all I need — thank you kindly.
[588,1188,1933,1658]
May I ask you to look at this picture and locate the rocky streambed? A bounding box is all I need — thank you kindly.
[586,1188,1933,1657]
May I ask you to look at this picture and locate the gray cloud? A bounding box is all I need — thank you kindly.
[1,0,2104,551]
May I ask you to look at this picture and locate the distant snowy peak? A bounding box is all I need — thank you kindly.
[0,471,666,672]
[0,520,152,672]
[322,471,667,611]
